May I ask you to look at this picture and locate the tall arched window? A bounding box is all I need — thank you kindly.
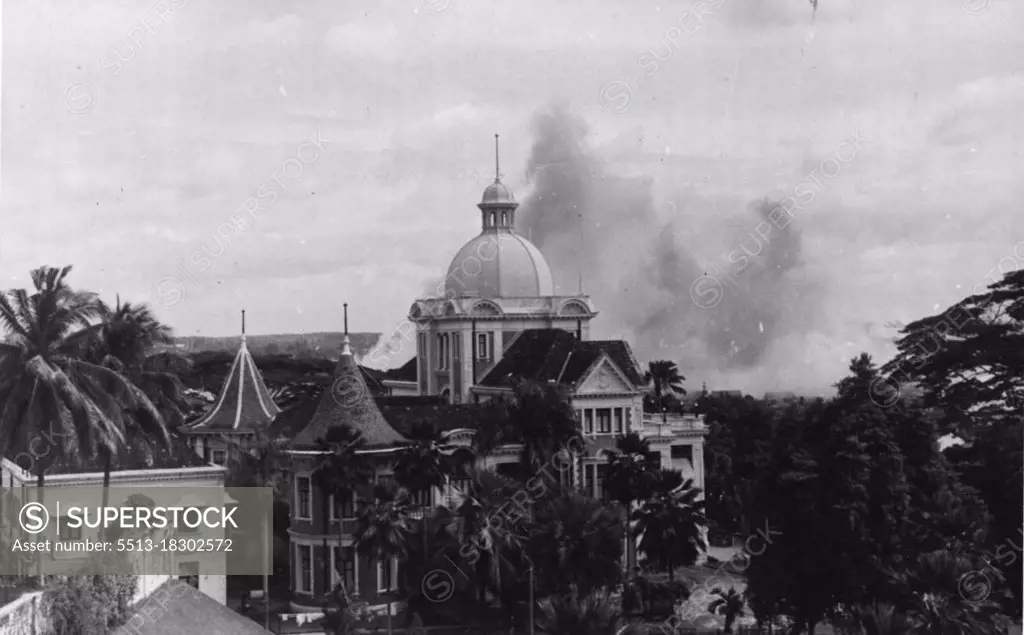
[490,212,496,227]
[501,211,507,225]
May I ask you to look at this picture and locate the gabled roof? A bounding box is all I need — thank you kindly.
[111,580,272,635]
[383,357,417,383]
[289,336,409,450]
[476,328,644,389]
[185,337,280,433]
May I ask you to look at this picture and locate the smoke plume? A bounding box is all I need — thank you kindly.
[516,104,820,389]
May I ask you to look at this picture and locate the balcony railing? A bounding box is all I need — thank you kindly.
[638,412,706,436]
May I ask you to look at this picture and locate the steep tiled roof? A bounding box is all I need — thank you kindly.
[383,357,418,382]
[272,394,496,443]
[185,337,280,433]
[377,399,496,438]
[289,336,409,450]
[477,329,644,389]
[111,580,272,635]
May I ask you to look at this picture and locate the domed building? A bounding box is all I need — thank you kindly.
[402,142,599,404]
[280,139,708,622]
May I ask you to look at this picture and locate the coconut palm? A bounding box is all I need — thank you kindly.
[314,425,372,601]
[633,470,707,582]
[535,586,624,635]
[92,297,188,425]
[0,266,155,488]
[644,360,685,425]
[708,586,746,633]
[89,296,181,510]
[353,480,414,635]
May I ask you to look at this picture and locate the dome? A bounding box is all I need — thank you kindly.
[480,181,517,206]
[445,232,554,299]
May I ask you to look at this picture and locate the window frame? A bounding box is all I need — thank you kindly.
[295,475,312,521]
[296,544,313,594]
[377,556,399,593]
[331,545,358,594]
[476,333,489,360]
[330,491,356,521]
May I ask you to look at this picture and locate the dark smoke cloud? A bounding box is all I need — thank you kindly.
[517,104,820,385]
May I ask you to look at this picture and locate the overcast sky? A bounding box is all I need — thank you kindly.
[3,0,1021,394]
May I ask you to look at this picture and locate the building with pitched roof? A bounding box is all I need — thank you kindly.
[282,142,707,617]
[182,311,281,466]
[0,430,232,606]
[385,139,706,500]
[285,305,413,614]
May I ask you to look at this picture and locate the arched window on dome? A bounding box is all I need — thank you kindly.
[490,212,496,227]
[501,211,508,226]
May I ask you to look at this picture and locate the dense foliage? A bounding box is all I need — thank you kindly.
[42,573,138,635]
[702,269,1023,632]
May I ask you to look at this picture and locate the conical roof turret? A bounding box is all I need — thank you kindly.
[186,310,280,432]
[289,304,408,450]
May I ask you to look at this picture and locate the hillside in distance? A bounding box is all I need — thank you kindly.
[171,332,381,360]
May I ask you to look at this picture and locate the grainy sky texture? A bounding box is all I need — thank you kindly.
[3,0,1021,394]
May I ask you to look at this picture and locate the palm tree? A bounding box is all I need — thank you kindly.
[605,433,654,573]
[904,550,1005,635]
[633,470,707,582]
[455,467,524,605]
[89,296,181,511]
[314,425,372,601]
[644,360,685,426]
[504,379,581,481]
[526,492,624,598]
[0,267,124,487]
[535,586,625,635]
[471,379,580,482]
[0,267,169,578]
[226,429,290,630]
[708,586,746,633]
[393,426,450,577]
[853,602,915,635]
[353,481,414,635]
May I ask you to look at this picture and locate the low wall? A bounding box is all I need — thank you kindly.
[0,591,48,635]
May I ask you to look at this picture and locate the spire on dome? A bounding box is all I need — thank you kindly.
[185,313,280,432]
[479,134,518,231]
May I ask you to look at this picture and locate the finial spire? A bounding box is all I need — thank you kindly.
[241,309,246,343]
[341,303,351,356]
[494,133,500,183]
